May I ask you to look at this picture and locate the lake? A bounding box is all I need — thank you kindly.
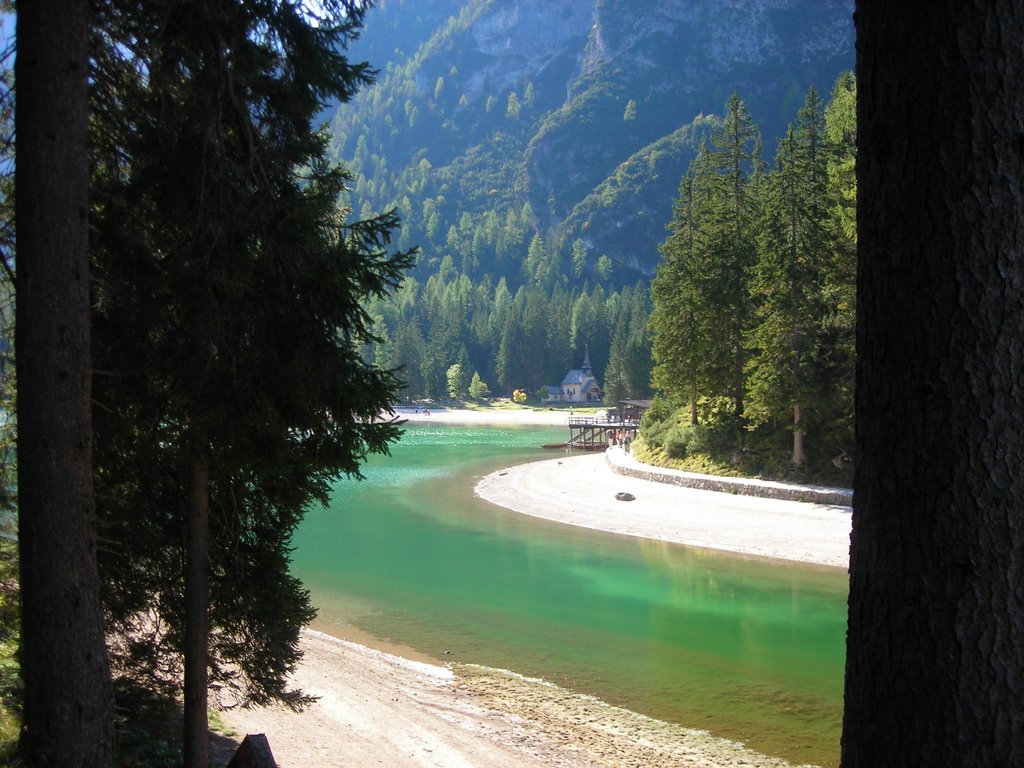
[291,423,847,766]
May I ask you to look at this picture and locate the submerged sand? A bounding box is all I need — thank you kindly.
[218,408,848,767]
[219,630,803,768]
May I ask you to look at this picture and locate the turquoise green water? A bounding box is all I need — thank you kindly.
[292,424,848,766]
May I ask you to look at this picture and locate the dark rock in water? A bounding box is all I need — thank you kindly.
[615,491,635,501]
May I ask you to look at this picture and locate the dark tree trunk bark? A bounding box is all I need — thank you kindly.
[14,1,114,765]
[183,454,210,768]
[689,376,698,426]
[844,3,1024,766]
[791,401,805,468]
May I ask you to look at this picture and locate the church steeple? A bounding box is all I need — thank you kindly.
[581,344,592,375]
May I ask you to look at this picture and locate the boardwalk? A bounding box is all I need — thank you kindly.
[566,413,638,449]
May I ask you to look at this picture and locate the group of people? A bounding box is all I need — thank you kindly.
[609,429,632,452]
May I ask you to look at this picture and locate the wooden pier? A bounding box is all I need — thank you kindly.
[565,413,639,450]
[541,401,652,451]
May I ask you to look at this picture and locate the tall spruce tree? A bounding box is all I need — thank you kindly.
[844,3,1024,763]
[89,1,412,765]
[603,312,629,407]
[707,94,761,420]
[15,2,115,763]
[651,97,760,429]
[746,87,830,467]
[624,282,653,400]
[651,98,760,428]
[15,1,116,765]
[819,72,857,452]
[650,150,714,424]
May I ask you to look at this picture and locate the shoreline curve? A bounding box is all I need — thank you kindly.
[218,411,848,766]
[475,449,851,569]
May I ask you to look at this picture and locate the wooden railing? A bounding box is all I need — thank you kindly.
[567,415,639,427]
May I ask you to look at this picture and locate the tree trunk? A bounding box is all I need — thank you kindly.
[183,454,210,768]
[14,2,114,765]
[791,401,805,468]
[843,2,1024,765]
[733,339,744,421]
[689,376,698,426]
[791,349,805,468]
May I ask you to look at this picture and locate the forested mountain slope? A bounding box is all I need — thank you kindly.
[327,0,854,407]
[330,0,853,281]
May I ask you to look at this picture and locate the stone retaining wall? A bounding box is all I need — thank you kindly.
[605,447,853,507]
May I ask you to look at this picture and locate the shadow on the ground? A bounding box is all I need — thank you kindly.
[114,681,244,767]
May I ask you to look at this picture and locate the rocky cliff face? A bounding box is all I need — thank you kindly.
[334,0,854,280]
[587,0,853,75]
[530,0,855,263]
[467,0,593,97]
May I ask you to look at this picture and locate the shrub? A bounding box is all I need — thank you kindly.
[468,371,490,400]
[664,423,714,459]
[639,396,676,449]
[664,424,689,458]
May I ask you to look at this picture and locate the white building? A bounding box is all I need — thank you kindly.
[542,348,602,404]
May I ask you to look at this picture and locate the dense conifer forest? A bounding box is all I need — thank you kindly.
[320,1,857,481]
[645,76,856,483]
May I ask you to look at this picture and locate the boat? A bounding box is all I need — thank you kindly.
[541,442,607,451]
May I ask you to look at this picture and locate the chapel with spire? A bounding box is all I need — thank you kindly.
[542,345,602,404]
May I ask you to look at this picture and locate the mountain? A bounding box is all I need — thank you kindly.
[329,0,854,285]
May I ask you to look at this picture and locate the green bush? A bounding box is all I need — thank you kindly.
[664,423,715,459]
[663,424,689,458]
[638,396,676,449]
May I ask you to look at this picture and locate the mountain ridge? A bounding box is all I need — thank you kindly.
[330,0,854,282]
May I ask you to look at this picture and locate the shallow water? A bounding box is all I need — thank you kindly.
[292,424,847,766]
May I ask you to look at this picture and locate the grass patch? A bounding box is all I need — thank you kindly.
[112,682,244,767]
[631,435,742,477]
[208,708,239,739]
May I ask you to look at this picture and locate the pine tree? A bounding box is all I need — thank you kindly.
[651,97,760,431]
[90,2,412,764]
[650,145,716,424]
[845,5,1024,763]
[818,72,857,458]
[624,281,653,399]
[707,94,760,420]
[746,87,830,467]
[603,313,629,407]
[394,320,427,398]
[496,310,526,394]
[16,1,114,761]
[506,91,521,120]
[571,238,588,278]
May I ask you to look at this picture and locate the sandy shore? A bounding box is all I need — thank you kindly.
[218,409,848,767]
[387,404,574,427]
[219,630,801,768]
[477,451,851,568]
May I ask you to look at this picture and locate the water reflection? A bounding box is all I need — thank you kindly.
[293,424,847,766]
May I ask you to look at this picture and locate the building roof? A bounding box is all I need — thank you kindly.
[581,346,592,374]
[561,369,592,386]
[619,399,653,409]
